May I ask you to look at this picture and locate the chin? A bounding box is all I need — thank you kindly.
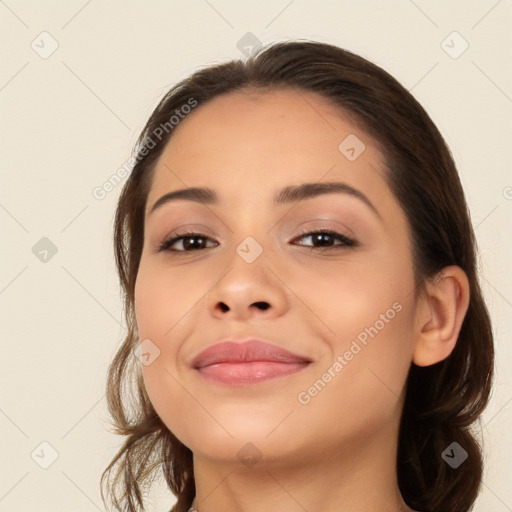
[170,416,301,463]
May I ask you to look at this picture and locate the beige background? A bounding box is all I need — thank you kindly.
[1,1,511,511]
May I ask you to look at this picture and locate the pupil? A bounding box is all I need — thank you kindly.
[184,236,203,250]
[315,234,331,246]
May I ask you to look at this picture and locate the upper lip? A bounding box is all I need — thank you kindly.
[192,339,312,369]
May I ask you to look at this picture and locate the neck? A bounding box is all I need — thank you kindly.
[190,418,413,512]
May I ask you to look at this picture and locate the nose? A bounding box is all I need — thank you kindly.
[217,300,271,313]
[206,248,290,322]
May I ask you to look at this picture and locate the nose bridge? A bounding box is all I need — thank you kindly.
[224,201,273,257]
[232,207,285,268]
[223,232,269,286]
[210,185,284,262]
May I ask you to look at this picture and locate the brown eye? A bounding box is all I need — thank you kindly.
[159,232,217,253]
[158,229,357,255]
[292,230,357,250]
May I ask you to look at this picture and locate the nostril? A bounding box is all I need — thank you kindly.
[254,301,270,310]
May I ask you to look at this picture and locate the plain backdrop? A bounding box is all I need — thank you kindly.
[1,1,511,511]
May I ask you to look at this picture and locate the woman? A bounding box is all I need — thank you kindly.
[100,40,494,512]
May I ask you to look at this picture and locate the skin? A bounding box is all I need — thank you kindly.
[134,88,470,512]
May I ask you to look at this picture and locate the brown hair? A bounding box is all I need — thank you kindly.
[100,40,494,512]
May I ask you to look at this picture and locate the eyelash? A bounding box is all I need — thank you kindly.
[158,229,357,254]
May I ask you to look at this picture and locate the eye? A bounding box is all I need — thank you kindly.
[158,229,357,254]
[291,229,357,251]
[158,232,217,253]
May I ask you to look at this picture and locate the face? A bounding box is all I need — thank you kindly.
[134,89,419,467]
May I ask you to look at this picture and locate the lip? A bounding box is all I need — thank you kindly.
[192,339,312,386]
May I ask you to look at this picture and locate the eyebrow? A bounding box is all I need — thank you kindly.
[148,182,382,220]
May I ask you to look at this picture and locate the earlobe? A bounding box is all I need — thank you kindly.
[412,266,470,367]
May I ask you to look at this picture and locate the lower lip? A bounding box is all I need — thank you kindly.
[197,361,309,386]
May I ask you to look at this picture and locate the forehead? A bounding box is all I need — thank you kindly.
[145,89,392,213]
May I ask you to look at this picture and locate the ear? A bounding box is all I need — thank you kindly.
[412,265,470,367]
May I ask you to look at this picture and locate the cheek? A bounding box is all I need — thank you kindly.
[134,259,205,341]
[293,300,415,447]
[290,253,415,401]
[290,253,412,348]
[134,260,209,442]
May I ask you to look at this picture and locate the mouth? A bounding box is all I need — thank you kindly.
[192,339,312,386]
